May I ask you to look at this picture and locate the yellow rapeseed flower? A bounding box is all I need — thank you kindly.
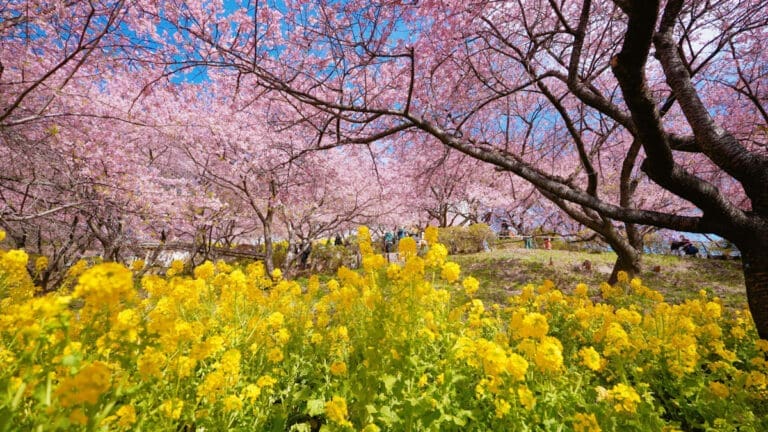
[220,349,242,380]
[197,371,226,401]
[573,413,601,432]
[257,375,277,388]
[398,237,417,258]
[55,361,112,407]
[242,384,262,402]
[267,311,285,329]
[362,254,387,273]
[520,312,549,339]
[506,353,528,381]
[173,356,196,378]
[223,395,243,413]
[417,374,429,388]
[534,337,563,372]
[325,396,351,427]
[599,383,641,414]
[34,256,48,274]
[115,404,137,427]
[440,262,461,283]
[357,226,374,256]
[67,259,89,278]
[463,276,480,297]
[425,243,448,267]
[72,263,135,316]
[746,371,767,390]
[616,271,629,283]
[130,259,145,272]
[160,398,184,420]
[193,260,214,279]
[424,226,439,244]
[271,268,283,280]
[517,386,536,410]
[603,323,631,357]
[579,346,603,371]
[708,381,730,398]
[495,398,511,418]
[330,361,348,376]
[167,259,184,277]
[3,249,28,267]
[267,347,284,363]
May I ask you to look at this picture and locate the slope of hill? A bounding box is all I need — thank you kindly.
[452,246,746,308]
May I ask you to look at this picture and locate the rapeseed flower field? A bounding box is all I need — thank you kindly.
[0,227,766,431]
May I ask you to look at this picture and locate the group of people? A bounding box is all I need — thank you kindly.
[382,227,421,254]
[670,235,699,256]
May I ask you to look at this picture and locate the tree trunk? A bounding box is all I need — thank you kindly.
[606,231,643,285]
[264,223,275,275]
[440,204,448,227]
[741,246,768,340]
[608,248,642,285]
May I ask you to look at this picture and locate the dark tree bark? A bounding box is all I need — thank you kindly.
[610,0,768,338]
[608,244,642,285]
[742,243,768,340]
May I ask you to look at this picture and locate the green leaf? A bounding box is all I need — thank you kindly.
[452,409,474,426]
[0,407,13,432]
[379,406,401,426]
[61,355,79,367]
[381,375,397,393]
[306,399,326,416]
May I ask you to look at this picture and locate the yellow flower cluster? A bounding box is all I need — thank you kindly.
[0,249,35,304]
[597,383,641,414]
[424,226,439,245]
[34,256,48,274]
[325,396,351,427]
[397,236,417,258]
[55,361,112,407]
[72,263,135,322]
[0,228,765,431]
[573,412,601,432]
[440,261,461,282]
[357,226,374,256]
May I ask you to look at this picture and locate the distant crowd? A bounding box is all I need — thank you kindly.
[382,227,422,254]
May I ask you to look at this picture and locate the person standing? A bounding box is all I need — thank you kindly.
[384,231,395,254]
[397,227,405,240]
[524,236,534,249]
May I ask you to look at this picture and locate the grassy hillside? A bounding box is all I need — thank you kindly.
[452,244,746,308]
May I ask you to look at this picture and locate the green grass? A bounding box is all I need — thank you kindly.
[452,244,746,308]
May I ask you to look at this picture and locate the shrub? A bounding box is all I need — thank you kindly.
[438,223,495,254]
[308,241,359,274]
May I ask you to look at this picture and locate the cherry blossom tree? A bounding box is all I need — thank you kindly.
[0,1,219,278]
[161,82,393,273]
